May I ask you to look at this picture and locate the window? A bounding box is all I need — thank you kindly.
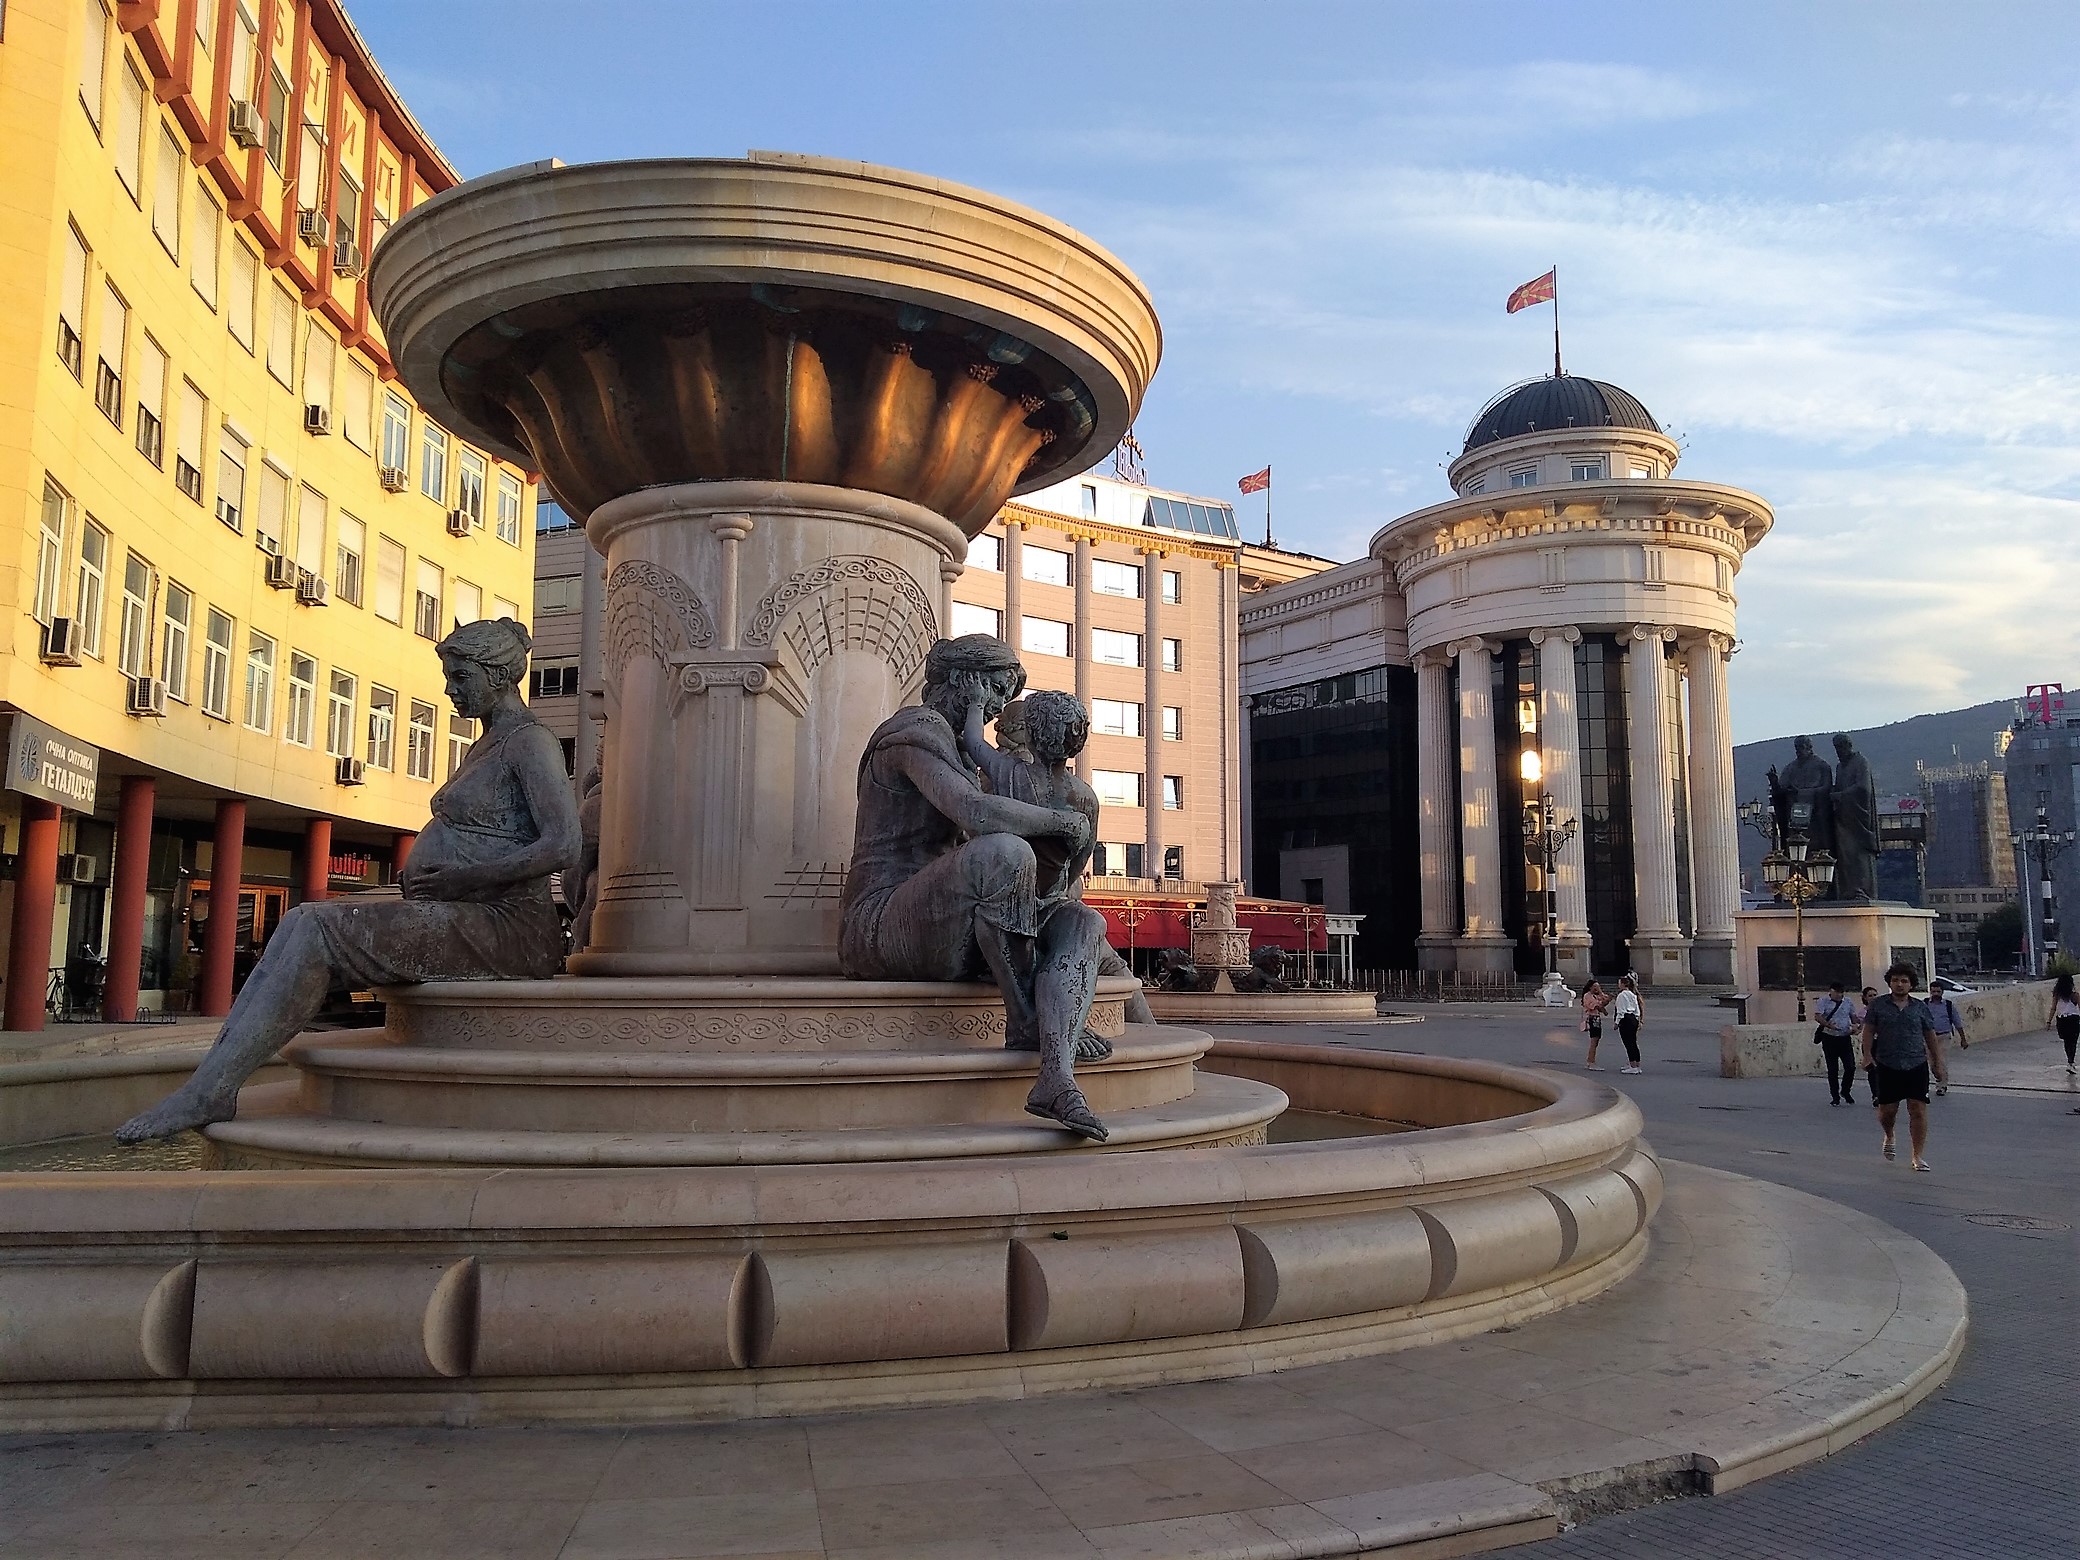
[325,670,356,758]
[189,183,221,306]
[226,242,257,350]
[243,631,275,732]
[1162,705,1182,741]
[535,497,578,533]
[1464,474,1486,494]
[1022,545,1071,587]
[1094,843,1145,878]
[1570,457,1606,482]
[161,582,191,700]
[296,121,326,216]
[175,382,206,500]
[405,699,437,780]
[534,573,581,615]
[1021,616,1070,658]
[374,536,405,623]
[34,482,68,626]
[447,715,475,779]
[1092,770,1143,808]
[1091,699,1141,737]
[152,126,182,259]
[456,449,487,526]
[495,470,523,544]
[1161,570,1181,605]
[1092,628,1142,667]
[294,485,326,580]
[1079,483,1098,517]
[78,0,109,125]
[214,437,246,533]
[451,578,482,628]
[201,608,234,718]
[114,63,146,196]
[1092,559,1141,598]
[263,65,289,173]
[334,513,364,605]
[380,393,411,473]
[94,279,126,426]
[419,421,448,502]
[342,358,375,450]
[284,652,316,746]
[1507,463,1540,488]
[335,170,362,253]
[492,596,520,622]
[950,601,1002,639]
[1161,637,1182,672]
[75,521,109,656]
[254,461,287,552]
[303,326,334,416]
[266,283,296,387]
[1629,461,1653,479]
[1162,775,1183,811]
[414,559,442,639]
[228,4,257,105]
[194,0,215,46]
[58,226,87,379]
[530,660,580,700]
[118,553,151,677]
[366,686,397,769]
[966,532,1001,571]
[133,334,165,464]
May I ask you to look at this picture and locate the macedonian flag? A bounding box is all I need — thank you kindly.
[1506,269,1556,313]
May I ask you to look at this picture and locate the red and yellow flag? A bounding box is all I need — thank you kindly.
[1237,466,1271,495]
[1506,270,1556,314]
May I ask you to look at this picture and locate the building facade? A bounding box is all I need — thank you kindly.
[0,0,536,1027]
[1242,376,1773,984]
[2000,708,2080,971]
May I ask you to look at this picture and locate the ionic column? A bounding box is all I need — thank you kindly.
[1142,547,1163,879]
[1684,632,1740,982]
[200,798,247,1016]
[1413,649,1456,969]
[3,800,62,1031]
[1625,625,1692,983]
[101,776,157,1022]
[1002,521,1023,648]
[1073,535,1093,781]
[1453,636,1512,972]
[1531,627,1590,976]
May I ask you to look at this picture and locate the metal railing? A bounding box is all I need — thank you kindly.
[1351,969,1538,1002]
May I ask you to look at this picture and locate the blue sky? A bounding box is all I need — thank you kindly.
[354,0,2080,744]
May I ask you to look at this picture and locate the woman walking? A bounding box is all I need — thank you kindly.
[2049,972,2079,1075]
[1580,980,1611,1068]
[1611,974,1645,1074]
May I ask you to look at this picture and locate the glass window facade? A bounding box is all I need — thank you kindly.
[1574,635,1639,975]
[1143,496,1240,540]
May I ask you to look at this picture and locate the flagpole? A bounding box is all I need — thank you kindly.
[1551,265,1563,378]
[1265,471,1274,548]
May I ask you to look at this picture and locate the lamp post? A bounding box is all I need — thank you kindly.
[2009,805,2078,977]
[1760,836,1836,1021]
[1520,749,1579,1002]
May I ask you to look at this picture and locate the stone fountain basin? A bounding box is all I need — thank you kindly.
[0,1043,1655,1431]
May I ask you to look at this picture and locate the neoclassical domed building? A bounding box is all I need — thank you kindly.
[1240,374,1772,985]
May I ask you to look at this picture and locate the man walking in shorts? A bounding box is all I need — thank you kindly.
[1860,962,1947,1172]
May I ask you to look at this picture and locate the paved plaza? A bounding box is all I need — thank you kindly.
[1,995,2072,1558]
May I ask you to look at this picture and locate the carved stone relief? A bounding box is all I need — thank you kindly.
[606,559,715,680]
[744,555,938,686]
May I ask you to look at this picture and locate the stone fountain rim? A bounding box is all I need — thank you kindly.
[368,152,1162,492]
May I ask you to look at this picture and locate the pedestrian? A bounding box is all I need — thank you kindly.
[1813,981,1859,1105]
[1925,978,1970,1096]
[1860,961,1947,1172]
[2048,972,2079,1075]
[1580,980,1610,1068]
[1611,974,1645,1074]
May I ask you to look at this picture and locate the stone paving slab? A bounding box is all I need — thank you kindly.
[0,1158,1965,1559]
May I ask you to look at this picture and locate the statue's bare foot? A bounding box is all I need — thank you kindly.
[113,1087,236,1144]
[1075,1029,1113,1062]
[1026,1085,1108,1142]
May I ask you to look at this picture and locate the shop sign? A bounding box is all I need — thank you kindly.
[5,713,98,812]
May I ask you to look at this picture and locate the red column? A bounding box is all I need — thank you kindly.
[101,776,157,1022]
[392,831,416,878]
[300,816,332,905]
[199,798,246,1017]
[4,801,63,1032]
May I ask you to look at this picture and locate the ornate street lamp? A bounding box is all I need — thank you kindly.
[1520,749,1579,1000]
[1760,836,1836,1021]
[2009,805,2077,977]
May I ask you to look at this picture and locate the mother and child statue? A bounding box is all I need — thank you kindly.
[119,629,1142,1146]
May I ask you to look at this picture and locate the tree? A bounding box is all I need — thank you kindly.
[1976,901,2024,969]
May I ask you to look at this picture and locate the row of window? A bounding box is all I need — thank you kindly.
[1092,843,1187,879]
[964,533,1186,603]
[947,604,1186,670]
[1087,771,1187,811]
[1088,700,1185,741]
[1463,456,1657,495]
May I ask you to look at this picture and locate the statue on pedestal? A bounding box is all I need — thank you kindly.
[1830,734,1879,904]
[118,620,581,1142]
[839,637,1114,1141]
[1766,735,1835,858]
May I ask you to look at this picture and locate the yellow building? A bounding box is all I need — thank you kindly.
[0,0,536,1027]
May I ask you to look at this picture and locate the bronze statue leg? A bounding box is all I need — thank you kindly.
[1024,902,1108,1142]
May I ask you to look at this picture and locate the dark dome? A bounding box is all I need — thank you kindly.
[1461,376,1659,455]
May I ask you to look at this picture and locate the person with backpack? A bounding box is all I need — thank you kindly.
[2047,972,2079,1075]
[1813,981,1859,1105]
[1926,978,1970,1097]
[1611,974,1645,1074]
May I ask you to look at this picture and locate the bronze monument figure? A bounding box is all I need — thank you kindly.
[1767,735,1835,858]
[1830,733,1879,904]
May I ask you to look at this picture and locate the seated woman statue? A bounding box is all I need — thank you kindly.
[116,619,581,1142]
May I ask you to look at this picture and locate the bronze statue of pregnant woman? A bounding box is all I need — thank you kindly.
[117,619,582,1142]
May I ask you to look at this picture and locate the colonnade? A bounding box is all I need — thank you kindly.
[1411,625,1738,985]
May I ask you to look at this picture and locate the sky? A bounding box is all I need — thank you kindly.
[352,0,2080,745]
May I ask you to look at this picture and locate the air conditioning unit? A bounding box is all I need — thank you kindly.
[295,571,329,607]
[303,403,332,435]
[126,675,169,717]
[296,208,327,245]
[335,755,366,786]
[445,508,473,538]
[57,853,100,885]
[39,617,83,666]
[378,465,408,493]
[264,552,299,590]
[332,239,365,279]
[227,99,264,149]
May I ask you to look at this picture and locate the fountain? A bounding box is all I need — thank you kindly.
[0,157,1658,1429]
